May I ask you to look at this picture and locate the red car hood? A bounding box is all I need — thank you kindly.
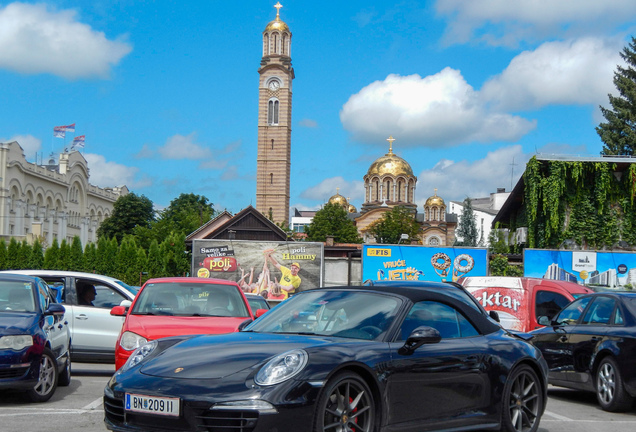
[124,314,248,340]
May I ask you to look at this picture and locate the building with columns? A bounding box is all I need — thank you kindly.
[0,141,128,247]
[256,3,294,225]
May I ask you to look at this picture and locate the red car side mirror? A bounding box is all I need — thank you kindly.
[110,305,127,316]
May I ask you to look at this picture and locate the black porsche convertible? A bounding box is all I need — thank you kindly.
[104,281,548,432]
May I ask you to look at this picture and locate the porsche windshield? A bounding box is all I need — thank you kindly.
[245,290,402,340]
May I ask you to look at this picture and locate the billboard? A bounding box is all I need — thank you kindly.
[524,248,636,289]
[192,240,323,301]
[362,245,488,282]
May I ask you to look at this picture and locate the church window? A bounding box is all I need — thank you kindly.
[428,237,440,246]
[273,34,278,54]
[268,99,279,124]
[270,173,274,184]
[282,35,287,55]
[385,180,391,200]
[271,139,274,150]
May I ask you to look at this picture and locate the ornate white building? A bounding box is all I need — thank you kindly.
[0,141,128,247]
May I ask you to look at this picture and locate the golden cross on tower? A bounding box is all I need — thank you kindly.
[336,187,340,194]
[387,136,395,154]
[274,2,283,17]
[434,188,438,196]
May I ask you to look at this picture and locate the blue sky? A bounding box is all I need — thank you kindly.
[1,1,634,216]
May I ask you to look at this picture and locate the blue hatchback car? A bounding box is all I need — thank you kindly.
[0,274,71,402]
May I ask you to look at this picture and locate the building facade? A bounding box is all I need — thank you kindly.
[256,3,294,225]
[0,141,127,247]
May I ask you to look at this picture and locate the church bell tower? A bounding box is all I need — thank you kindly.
[256,2,294,225]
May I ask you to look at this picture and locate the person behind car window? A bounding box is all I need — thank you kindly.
[77,282,97,306]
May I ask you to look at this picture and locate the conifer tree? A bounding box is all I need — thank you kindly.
[455,198,479,246]
[70,236,85,271]
[44,238,60,269]
[84,243,98,273]
[29,238,45,269]
[58,239,71,270]
[17,240,31,270]
[0,240,7,270]
[6,238,20,269]
[598,36,636,155]
[146,239,164,279]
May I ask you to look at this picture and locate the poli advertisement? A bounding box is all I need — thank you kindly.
[192,240,323,300]
[524,249,636,289]
[362,245,488,282]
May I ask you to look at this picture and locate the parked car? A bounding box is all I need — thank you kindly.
[532,291,636,412]
[104,281,548,432]
[460,276,593,332]
[1,270,136,362]
[0,274,71,402]
[244,292,271,315]
[110,277,265,370]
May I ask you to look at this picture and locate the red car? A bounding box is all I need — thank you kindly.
[110,277,267,370]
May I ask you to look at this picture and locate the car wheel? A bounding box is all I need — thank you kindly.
[314,371,375,432]
[501,364,543,432]
[596,356,634,412]
[26,348,58,402]
[58,355,72,387]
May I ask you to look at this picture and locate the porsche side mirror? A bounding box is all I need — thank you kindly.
[537,316,551,326]
[398,326,441,355]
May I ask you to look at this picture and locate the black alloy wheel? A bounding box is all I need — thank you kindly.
[501,365,543,432]
[596,356,634,412]
[26,348,59,402]
[314,371,375,432]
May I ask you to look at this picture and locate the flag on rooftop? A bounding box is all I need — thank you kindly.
[63,123,76,132]
[53,126,65,138]
[71,135,85,148]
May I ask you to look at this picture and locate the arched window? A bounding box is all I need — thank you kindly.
[271,139,274,150]
[268,99,279,124]
[273,34,278,54]
[282,35,287,55]
[270,173,274,184]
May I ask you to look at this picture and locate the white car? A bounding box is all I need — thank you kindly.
[0,270,136,363]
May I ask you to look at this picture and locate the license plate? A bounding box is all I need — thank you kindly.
[125,393,180,416]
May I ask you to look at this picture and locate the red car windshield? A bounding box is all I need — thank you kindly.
[131,282,249,317]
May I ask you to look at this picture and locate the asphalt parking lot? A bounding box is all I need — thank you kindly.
[1,364,635,432]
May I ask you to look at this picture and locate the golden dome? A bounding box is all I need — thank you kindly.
[264,3,290,33]
[328,191,348,207]
[366,137,413,177]
[348,203,357,213]
[425,189,445,207]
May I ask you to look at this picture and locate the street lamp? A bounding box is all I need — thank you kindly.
[398,234,409,244]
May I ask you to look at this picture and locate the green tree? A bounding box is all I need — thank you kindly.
[17,240,31,270]
[44,238,60,269]
[488,222,509,254]
[6,238,20,269]
[70,236,84,271]
[29,238,45,269]
[117,235,141,284]
[598,37,636,155]
[84,242,98,273]
[58,239,70,270]
[305,203,362,243]
[97,193,155,243]
[146,239,164,279]
[455,198,479,246]
[0,240,7,270]
[367,206,420,244]
[161,232,189,277]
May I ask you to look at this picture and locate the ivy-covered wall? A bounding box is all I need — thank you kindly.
[517,157,636,249]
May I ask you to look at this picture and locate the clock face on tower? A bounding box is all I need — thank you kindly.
[268,80,280,91]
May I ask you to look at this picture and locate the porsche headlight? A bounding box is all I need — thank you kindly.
[255,349,308,386]
[0,335,33,350]
[120,340,157,373]
[120,331,148,351]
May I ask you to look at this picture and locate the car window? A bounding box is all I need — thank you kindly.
[554,296,593,325]
[535,290,571,321]
[132,282,249,317]
[93,284,128,308]
[398,301,479,341]
[613,306,624,325]
[248,296,270,312]
[0,281,36,313]
[37,277,66,303]
[582,297,616,325]
[37,281,50,311]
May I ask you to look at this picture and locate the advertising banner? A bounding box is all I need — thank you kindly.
[192,240,323,301]
[362,245,488,283]
[524,249,636,289]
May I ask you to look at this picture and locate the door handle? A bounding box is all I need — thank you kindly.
[558,335,567,342]
[76,314,88,320]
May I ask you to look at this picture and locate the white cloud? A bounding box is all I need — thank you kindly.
[0,2,132,79]
[436,0,636,46]
[158,133,212,160]
[481,38,623,110]
[300,176,365,203]
[340,70,535,147]
[2,134,41,158]
[84,153,148,189]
